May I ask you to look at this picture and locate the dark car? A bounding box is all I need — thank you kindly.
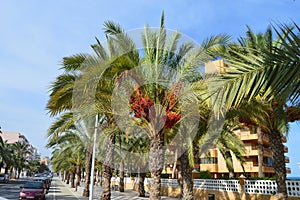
[18,181,46,200]
[0,174,9,183]
[32,177,50,192]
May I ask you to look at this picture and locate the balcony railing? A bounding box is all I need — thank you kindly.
[282,136,287,143]
[285,156,290,163]
[284,145,288,153]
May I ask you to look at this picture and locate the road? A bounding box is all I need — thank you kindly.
[0,177,87,200]
[0,179,27,199]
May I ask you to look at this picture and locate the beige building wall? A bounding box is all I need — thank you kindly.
[0,132,29,144]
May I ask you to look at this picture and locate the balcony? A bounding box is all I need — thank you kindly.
[285,156,290,163]
[263,166,275,173]
[242,162,258,172]
[248,146,272,157]
[282,136,287,143]
[284,145,288,153]
[199,164,218,172]
[262,133,269,144]
[286,167,291,174]
[238,132,258,141]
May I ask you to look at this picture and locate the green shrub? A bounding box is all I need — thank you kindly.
[199,170,212,179]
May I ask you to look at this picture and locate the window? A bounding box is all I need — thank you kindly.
[263,157,273,167]
[200,157,218,164]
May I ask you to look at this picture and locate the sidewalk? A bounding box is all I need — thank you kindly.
[58,178,179,200]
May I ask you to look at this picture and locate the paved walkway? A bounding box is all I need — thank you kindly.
[56,177,179,200]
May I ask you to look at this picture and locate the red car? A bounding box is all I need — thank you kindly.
[18,181,46,200]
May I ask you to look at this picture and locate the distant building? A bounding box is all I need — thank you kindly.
[0,131,41,163]
[0,131,30,144]
[33,149,41,162]
[40,156,50,166]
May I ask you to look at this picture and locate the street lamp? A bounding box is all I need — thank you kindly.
[89,115,98,200]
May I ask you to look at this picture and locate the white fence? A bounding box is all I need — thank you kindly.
[245,180,277,195]
[124,177,300,197]
[161,178,179,187]
[244,180,300,197]
[160,178,300,197]
[194,179,239,192]
[286,180,300,197]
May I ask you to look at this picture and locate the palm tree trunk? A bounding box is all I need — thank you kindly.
[172,149,178,179]
[179,150,193,200]
[82,146,92,197]
[4,167,8,174]
[149,134,165,200]
[257,127,264,178]
[66,171,70,184]
[119,161,124,192]
[18,168,22,179]
[75,165,81,191]
[70,171,75,188]
[100,171,103,187]
[100,134,116,200]
[269,129,287,200]
[138,171,146,197]
[11,167,15,179]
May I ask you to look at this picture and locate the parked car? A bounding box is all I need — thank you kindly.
[0,174,9,183]
[32,177,50,193]
[18,181,46,200]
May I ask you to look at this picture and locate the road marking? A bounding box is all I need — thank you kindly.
[53,179,56,200]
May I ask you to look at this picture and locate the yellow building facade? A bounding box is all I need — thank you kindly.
[199,60,290,178]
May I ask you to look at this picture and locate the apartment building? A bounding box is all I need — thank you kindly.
[0,131,41,162]
[199,126,289,178]
[198,60,290,178]
[0,131,30,144]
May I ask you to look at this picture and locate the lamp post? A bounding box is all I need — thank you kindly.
[89,114,98,200]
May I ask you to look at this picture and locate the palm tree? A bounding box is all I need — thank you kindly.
[104,13,233,199]
[0,137,11,171]
[177,101,246,199]
[11,142,31,179]
[47,112,99,196]
[47,13,235,200]
[47,129,85,190]
[47,36,135,199]
[210,24,300,200]
[27,160,41,177]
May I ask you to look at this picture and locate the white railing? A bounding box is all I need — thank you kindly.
[194,179,239,192]
[245,180,300,197]
[161,178,179,187]
[286,180,300,196]
[159,178,300,197]
[245,180,277,195]
[110,177,300,197]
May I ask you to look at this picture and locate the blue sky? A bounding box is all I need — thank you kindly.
[0,0,299,176]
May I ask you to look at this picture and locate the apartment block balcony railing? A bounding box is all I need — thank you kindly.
[285,156,290,163]
[284,145,288,153]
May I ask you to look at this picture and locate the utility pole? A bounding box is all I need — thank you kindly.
[89,115,98,200]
